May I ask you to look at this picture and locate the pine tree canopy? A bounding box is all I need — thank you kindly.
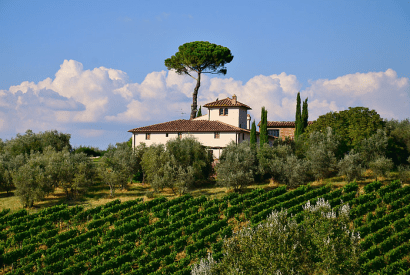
[165,41,233,120]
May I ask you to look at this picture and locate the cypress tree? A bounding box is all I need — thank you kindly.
[295,92,302,139]
[197,106,202,117]
[260,107,269,145]
[250,120,257,148]
[302,98,308,133]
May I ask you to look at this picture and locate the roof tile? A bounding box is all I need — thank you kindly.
[129,119,252,133]
[203,97,251,109]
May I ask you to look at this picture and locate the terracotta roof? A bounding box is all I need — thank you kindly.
[203,97,251,109]
[128,119,252,133]
[258,121,314,127]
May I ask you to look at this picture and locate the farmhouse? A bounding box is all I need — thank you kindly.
[128,95,274,159]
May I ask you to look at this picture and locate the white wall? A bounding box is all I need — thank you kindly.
[208,107,239,127]
[132,132,239,159]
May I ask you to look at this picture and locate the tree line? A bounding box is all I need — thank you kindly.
[2,103,410,207]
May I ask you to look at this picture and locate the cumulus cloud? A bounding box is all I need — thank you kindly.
[304,69,410,119]
[0,59,408,149]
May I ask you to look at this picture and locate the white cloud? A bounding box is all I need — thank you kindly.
[0,60,408,149]
[304,69,410,119]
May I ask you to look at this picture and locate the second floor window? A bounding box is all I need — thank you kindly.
[219,108,229,116]
[145,133,150,140]
[214,132,220,139]
[178,132,182,139]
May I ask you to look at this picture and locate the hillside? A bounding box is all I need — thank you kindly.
[0,180,409,274]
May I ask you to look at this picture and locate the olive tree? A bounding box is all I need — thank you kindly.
[192,199,361,275]
[13,152,53,208]
[0,153,25,194]
[141,136,212,195]
[280,154,309,188]
[216,141,256,190]
[306,128,340,180]
[3,129,71,157]
[337,150,364,183]
[356,129,389,167]
[368,156,393,181]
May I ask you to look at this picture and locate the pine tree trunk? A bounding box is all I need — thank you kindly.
[190,73,201,120]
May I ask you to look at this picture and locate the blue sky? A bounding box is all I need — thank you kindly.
[0,0,409,149]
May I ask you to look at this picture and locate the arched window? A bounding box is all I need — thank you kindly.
[219,108,224,115]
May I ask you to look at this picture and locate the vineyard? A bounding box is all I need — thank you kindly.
[0,180,409,274]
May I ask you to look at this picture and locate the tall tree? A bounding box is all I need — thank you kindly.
[165,41,234,120]
[250,120,257,148]
[302,97,308,132]
[305,107,385,151]
[259,107,268,145]
[295,92,303,139]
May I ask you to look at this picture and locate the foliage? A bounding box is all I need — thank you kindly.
[256,143,292,180]
[141,137,212,195]
[385,119,410,165]
[165,41,233,119]
[369,156,393,181]
[306,128,340,180]
[193,199,361,275]
[397,164,410,183]
[337,150,364,183]
[305,107,385,151]
[295,92,302,139]
[12,151,54,207]
[166,136,212,182]
[259,107,268,145]
[73,146,102,157]
[216,141,256,190]
[100,142,145,195]
[280,154,309,187]
[356,129,389,167]
[2,129,71,157]
[12,147,96,205]
[0,153,25,194]
[250,120,257,148]
[197,106,202,117]
[302,97,308,131]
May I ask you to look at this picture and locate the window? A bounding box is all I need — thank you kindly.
[219,108,229,116]
[242,133,245,140]
[165,133,169,137]
[178,132,182,139]
[268,129,280,137]
[145,133,150,140]
[214,132,220,139]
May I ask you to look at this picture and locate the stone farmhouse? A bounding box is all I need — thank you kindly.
[128,95,275,159]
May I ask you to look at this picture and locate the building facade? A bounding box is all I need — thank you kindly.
[128,95,273,159]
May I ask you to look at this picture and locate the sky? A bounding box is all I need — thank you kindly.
[0,0,409,150]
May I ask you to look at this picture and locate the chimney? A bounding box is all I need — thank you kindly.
[247,114,251,129]
[232,94,237,104]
